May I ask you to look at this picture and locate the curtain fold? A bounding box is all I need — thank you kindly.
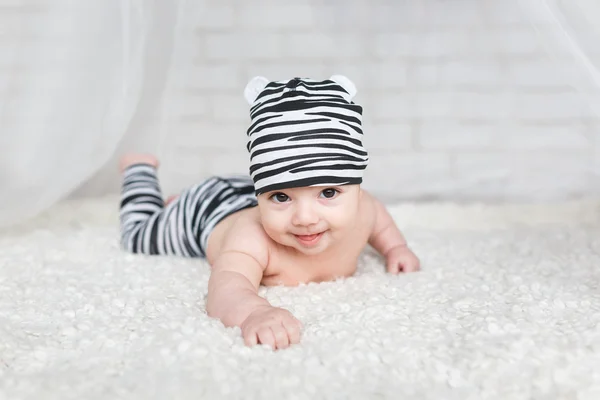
[0,0,177,228]
[521,0,600,115]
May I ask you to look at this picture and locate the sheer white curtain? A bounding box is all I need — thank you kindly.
[0,0,180,228]
[522,0,600,115]
[1,0,600,228]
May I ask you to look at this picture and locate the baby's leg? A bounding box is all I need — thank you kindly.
[118,154,203,257]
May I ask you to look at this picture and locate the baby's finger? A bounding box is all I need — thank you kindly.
[256,327,276,349]
[282,317,302,344]
[403,258,421,273]
[405,264,418,273]
[270,324,290,350]
[243,329,258,347]
[387,260,401,274]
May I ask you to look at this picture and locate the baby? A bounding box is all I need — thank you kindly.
[118,75,420,350]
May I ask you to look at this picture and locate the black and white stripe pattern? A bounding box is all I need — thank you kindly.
[119,164,257,258]
[245,76,369,195]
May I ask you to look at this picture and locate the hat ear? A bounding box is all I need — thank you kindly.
[244,76,270,105]
[329,74,357,100]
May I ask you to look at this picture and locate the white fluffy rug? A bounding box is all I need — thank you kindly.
[1,196,600,399]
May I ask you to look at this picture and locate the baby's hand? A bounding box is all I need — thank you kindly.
[386,245,420,273]
[240,305,302,350]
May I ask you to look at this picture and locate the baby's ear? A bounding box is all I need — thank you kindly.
[244,76,270,105]
[329,74,357,100]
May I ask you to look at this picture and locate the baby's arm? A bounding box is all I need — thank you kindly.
[367,193,407,255]
[206,232,301,349]
[206,251,270,327]
[364,191,420,273]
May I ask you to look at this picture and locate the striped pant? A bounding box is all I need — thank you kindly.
[119,164,258,258]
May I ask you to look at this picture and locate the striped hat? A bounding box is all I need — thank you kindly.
[243,75,369,195]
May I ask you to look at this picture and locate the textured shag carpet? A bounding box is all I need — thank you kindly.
[1,195,600,399]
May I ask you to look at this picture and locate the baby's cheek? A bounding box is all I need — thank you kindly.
[328,211,355,230]
[263,215,287,235]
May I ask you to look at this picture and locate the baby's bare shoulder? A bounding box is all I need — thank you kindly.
[219,212,272,266]
[358,189,378,227]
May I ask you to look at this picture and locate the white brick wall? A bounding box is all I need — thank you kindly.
[76,0,600,202]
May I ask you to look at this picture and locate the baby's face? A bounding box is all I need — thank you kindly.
[257,184,361,255]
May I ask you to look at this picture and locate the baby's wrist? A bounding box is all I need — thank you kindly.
[384,243,408,256]
[212,293,271,328]
[240,304,274,324]
[241,298,274,316]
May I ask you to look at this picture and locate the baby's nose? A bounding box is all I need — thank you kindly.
[292,204,319,226]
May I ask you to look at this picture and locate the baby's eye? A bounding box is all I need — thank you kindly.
[320,188,338,199]
[270,193,290,203]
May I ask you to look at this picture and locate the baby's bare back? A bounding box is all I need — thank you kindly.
[205,199,375,286]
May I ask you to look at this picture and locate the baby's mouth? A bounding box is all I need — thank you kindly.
[296,233,320,240]
[293,231,325,246]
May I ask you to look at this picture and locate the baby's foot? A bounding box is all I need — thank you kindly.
[119,153,159,172]
[165,195,179,206]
